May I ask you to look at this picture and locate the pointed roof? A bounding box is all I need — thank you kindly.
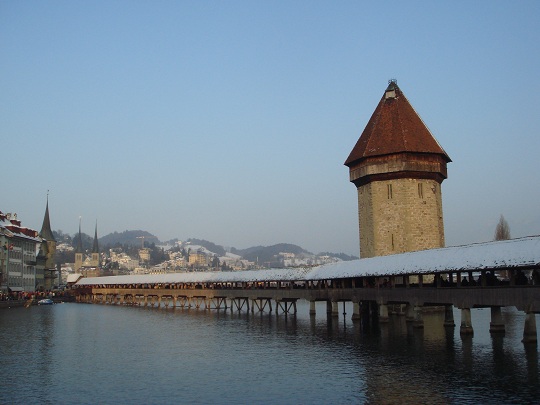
[345,80,451,167]
[76,218,84,254]
[39,195,56,242]
[92,221,99,254]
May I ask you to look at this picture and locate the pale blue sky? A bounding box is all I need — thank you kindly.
[2,1,539,256]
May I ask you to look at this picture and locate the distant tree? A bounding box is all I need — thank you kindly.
[494,215,511,241]
[148,244,168,265]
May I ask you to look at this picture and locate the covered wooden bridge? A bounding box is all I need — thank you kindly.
[73,236,540,343]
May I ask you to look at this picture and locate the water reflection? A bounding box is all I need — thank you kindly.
[0,302,538,404]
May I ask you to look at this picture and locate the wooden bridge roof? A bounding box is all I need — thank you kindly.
[76,236,540,286]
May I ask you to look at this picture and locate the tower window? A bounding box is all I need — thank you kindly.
[387,184,393,199]
[418,183,424,199]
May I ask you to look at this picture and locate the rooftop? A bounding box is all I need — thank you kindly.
[345,80,451,167]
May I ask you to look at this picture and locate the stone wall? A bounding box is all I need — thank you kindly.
[358,178,445,258]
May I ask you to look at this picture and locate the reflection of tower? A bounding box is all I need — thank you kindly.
[74,218,83,272]
[345,80,451,258]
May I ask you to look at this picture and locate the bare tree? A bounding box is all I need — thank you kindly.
[494,215,511,240]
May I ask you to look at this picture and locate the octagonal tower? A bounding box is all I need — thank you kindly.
[345,80,451,258]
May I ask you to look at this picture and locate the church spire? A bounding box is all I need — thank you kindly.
[92,221,99,254]
[39,192,56,242]
[76,217,83,254]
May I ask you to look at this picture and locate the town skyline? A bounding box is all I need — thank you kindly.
[3,2,540,256]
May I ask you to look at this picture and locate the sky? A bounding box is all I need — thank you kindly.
[2,1,540,256]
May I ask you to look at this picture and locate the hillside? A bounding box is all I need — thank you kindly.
[99,230,160,247]
[231,243,311,266]
[57,228,358,262]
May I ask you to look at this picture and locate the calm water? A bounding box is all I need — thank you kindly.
[0,302,538,405]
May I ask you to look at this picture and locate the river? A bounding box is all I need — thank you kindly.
[0,301,538,404]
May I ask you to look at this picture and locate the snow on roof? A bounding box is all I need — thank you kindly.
[76,236,540,286]
[77,267,312,286]
[306,236,540,280]
[66,273,83,283]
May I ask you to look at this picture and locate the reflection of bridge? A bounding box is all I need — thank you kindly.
[74,236,540,343]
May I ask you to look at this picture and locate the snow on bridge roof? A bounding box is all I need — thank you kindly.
[76,236,540,286]
[307,235,540,280]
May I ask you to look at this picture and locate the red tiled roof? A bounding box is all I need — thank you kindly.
[345,81,451,167]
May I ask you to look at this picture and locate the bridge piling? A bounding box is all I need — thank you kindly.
[276,299,297,315]
[352,302,361,321]
[326,300,332,316]
[444,305,455,327]
[405,304,414,323]
[522,312,537,344]
[489,307,505,333]
[309,301,316,316]
[460,308,474,335]
[330,301,339,318]
[412,306,424,328]
[379,303,389,323]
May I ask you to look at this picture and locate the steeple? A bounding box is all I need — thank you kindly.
[76,217,84,254]
[92,221,99,254]
[39,193,56,242]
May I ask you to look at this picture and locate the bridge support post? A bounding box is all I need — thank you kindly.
[460,308,474,335]
[444,305,455,327]
[144,295,148,307]
[326,300,332,316]
[352,302,361,321]
[405,304,415,323]
[522,312,537,344]
[276,299,297,315]
[309,301,316,316]
[413,306,424,328]
[489,307,505,333]
[378,303,389,323]
[331,301,339,318]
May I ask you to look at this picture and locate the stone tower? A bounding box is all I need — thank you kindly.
[38,196,56,289]
[39,196,56,268]
[345,80,451,258]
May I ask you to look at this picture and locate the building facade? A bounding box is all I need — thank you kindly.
[1,212,41,292]
[345,81,451,258]
[1,200,57,292]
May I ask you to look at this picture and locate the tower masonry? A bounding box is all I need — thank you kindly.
[345,80,451,258]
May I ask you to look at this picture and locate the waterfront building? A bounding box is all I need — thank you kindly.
[345,80,451,258]
[0,212,41,292]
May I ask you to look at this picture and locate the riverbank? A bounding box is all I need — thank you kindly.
[0,295,75,309]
